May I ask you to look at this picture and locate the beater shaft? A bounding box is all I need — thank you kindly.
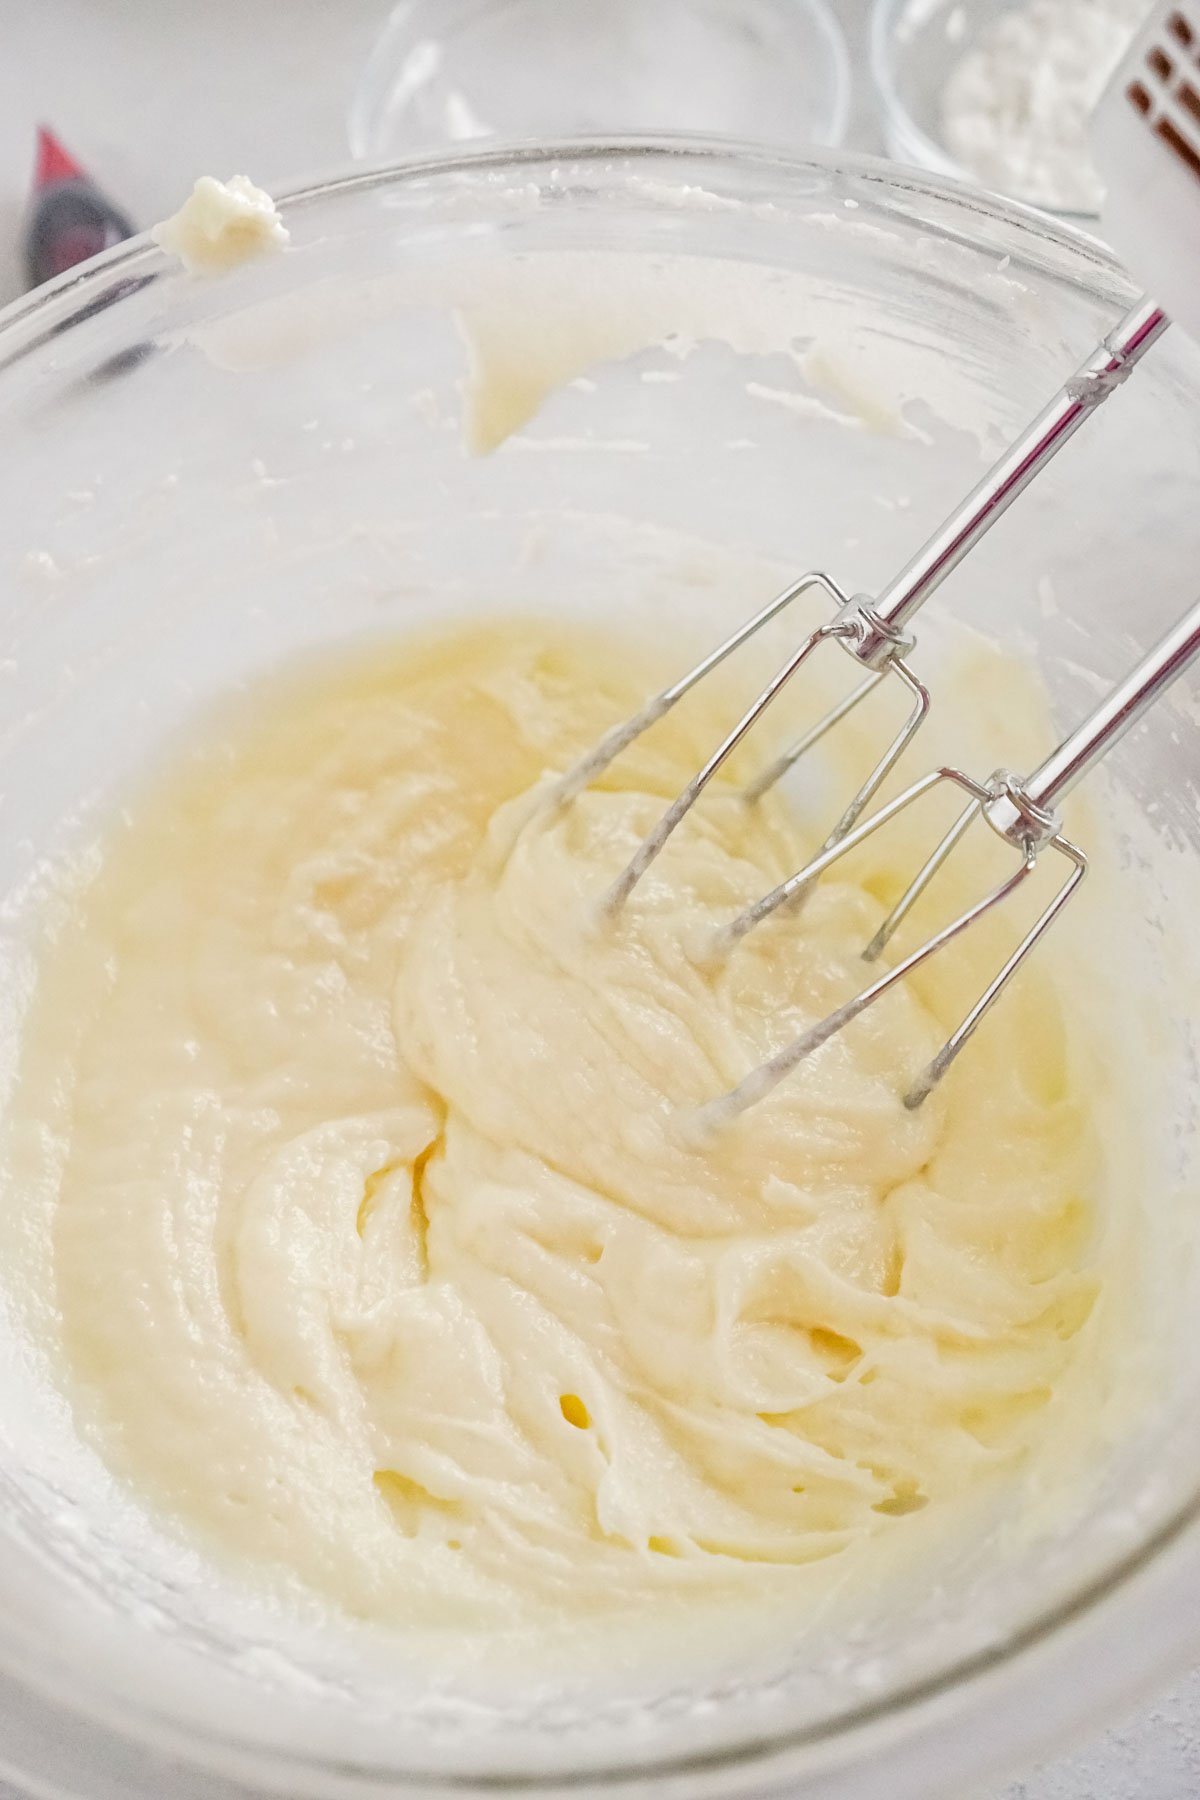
[839,297,1168,666]
[995,585,1200,832]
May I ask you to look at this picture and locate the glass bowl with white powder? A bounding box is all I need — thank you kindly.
[871,0,1147,218]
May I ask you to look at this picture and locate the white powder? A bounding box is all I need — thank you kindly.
[941,0,1146,213]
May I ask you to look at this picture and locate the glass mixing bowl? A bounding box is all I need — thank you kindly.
[347,0,850,159]
[1,141,1200,1800]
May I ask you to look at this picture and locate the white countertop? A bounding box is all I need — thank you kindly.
[0,3,1196,1795]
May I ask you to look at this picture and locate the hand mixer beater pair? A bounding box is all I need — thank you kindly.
[557,0,1200,1117]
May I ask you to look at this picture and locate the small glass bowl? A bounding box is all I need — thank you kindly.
[348,0,851,161]
[870,0,1135,221]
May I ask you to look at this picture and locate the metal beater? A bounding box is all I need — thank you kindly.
[705,0,1200,1113]
[550,297,1166,1095]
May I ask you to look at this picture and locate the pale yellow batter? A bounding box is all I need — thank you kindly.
[11,620,1102,1630]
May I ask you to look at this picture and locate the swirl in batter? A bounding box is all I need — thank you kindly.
[15,621,1101,1628]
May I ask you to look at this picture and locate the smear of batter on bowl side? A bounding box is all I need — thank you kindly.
[10,619,1105,1631]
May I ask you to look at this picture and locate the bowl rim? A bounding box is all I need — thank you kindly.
[0,134,1128,374]
[0,134,1192,1800]
[868,0,966,181]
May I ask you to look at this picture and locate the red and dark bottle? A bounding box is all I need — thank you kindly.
[24,126,135,288]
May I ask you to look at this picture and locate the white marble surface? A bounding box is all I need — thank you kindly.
[0,1,1195,1794]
